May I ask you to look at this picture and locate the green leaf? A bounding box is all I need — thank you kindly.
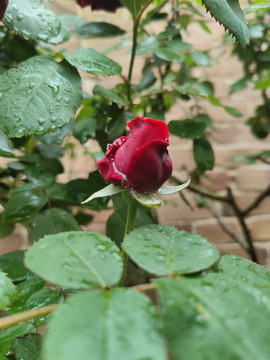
[74,22,125,38]
[0,130,14,157]
[6,275,46,315]
[25,231,123,289]
[168,119,206,139]
[132,192,162,208]
[219,254,270,298]
[13,335,42,360]
[193,137,215,173]
[0,324,36,356]
[3,185,48,223]
[62,48,122,77]
[30,208,80,242]
[223,105,243,117]
[0,271,18,310]
[43,288,166,360]
[0,215,14,239]
[244,4,270,13]
[120,0,150,19]
[156,178,190,195]
[123,225,219,276]
[3,0,60,42]
[0,57,82,138]
[156,274,270,360]
[82,184,125,204]
[0,251,32,282]
[202,0,250,47]
[155,47,185,62]
[93,85,128,106]
[25,288,64,326]
[191,50,211,66]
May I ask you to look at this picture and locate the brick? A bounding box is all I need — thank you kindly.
[157,193,216,222]
[193,217,243,244]
[0,225,28,256]
[214,143,270,169]
[214,243,250,259]
[169,145,196,171]
[82,223,107,236]
[246,215,270,242]
[254,242,270,266]
[210,124,268,145]
[200,169,228,191]
[233,192,270,215]
[234,165,270,191]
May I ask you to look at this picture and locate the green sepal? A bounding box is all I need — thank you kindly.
[156,178,191,195]
[81,184,126,204]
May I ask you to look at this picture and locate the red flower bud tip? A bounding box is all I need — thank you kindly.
[0,0,8,21]
[98,117,173,193]
[76,0,122,12]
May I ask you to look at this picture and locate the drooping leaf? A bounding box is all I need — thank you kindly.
[30,208,80,242]
[43,288,166,360]
[74,22,125,38]
[156,274,270,360]
[0,56,82,138]
[123,225,219,276]
[168,119,206,139]
[0,271,18,310]
[13,334,42,360]
[3,0,61,42]
[25,231,123,289]
[193,137,215,173]
[62,48,122,77]
[201,0,250,47]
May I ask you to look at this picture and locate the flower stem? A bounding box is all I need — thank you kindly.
[119,192,138,286]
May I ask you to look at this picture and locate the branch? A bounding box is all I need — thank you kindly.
[227,187,258,262]
[171,176,229,202]
[0,304,58,330]
[242,184,270,217]
[205,202,247,251]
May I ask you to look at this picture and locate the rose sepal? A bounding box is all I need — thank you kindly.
[156,177,191,195]
[131,191,162,208]
[81,184,126,204]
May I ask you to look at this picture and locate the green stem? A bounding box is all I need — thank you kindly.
[126,0,154,103]
[119,192,138,286]
[127,22,138,103]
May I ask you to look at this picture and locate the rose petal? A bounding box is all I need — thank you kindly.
[125,140,172,193]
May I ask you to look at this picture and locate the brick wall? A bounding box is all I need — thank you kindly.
[1,1,270,265]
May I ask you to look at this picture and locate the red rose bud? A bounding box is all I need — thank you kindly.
[76,0,122,12]
[0,0,8,21]
[98,117,173,193]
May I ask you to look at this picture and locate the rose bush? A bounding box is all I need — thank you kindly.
[0,0,8,20]
[76,0,122,12]
[97,117,172,193]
